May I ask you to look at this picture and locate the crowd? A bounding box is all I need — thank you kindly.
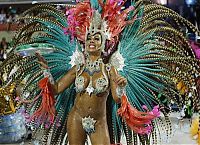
[0,37,9,61]
[0,7,22,24]
[0,3,198,27]
[0,4,67,24]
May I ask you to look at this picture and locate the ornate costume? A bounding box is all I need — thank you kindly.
[1,0,200,144]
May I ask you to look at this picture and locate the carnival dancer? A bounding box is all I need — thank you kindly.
[1,0,200,144]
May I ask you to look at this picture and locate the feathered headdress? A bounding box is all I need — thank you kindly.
[66,0,135,42]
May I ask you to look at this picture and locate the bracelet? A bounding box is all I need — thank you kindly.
[116,87,125,97]
[43,69,55,84]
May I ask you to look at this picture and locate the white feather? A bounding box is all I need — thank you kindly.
[110,49,125,71]
[69,47,85,67]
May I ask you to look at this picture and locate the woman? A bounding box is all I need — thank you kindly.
[30,9,161,144]
[3,0,199,144]
[36,31,127,144]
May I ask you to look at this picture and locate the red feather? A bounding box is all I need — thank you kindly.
[30,77,56,128]
[118,95,160,134]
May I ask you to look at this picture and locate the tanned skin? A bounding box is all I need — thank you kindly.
[36,33,127,145]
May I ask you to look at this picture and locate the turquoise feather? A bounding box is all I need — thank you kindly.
[90,0,102,12]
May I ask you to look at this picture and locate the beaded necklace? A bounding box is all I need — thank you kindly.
[85,58,102,76]
[84,58,102,95]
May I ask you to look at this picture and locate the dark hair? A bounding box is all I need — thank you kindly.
[102,36,119,64]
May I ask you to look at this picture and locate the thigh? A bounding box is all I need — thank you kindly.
[67,110,87,145]
[90,120,110,145]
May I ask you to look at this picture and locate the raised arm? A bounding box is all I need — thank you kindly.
[110,66,127,104]
[53,66,76,94]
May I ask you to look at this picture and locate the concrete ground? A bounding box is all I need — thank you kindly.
[164,112,197,145]
[0,112,198,145]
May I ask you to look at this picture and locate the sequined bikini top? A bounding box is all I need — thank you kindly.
[75,58,111,95]
[75,76,108,94]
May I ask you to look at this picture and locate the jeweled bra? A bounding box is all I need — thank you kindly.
[75,58,111,95]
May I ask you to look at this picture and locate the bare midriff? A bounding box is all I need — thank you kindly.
[73,91,109,120]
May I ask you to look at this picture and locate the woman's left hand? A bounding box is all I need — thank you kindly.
[115,75,127,87]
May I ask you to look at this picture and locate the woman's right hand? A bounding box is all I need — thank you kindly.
[35,52,48,69]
